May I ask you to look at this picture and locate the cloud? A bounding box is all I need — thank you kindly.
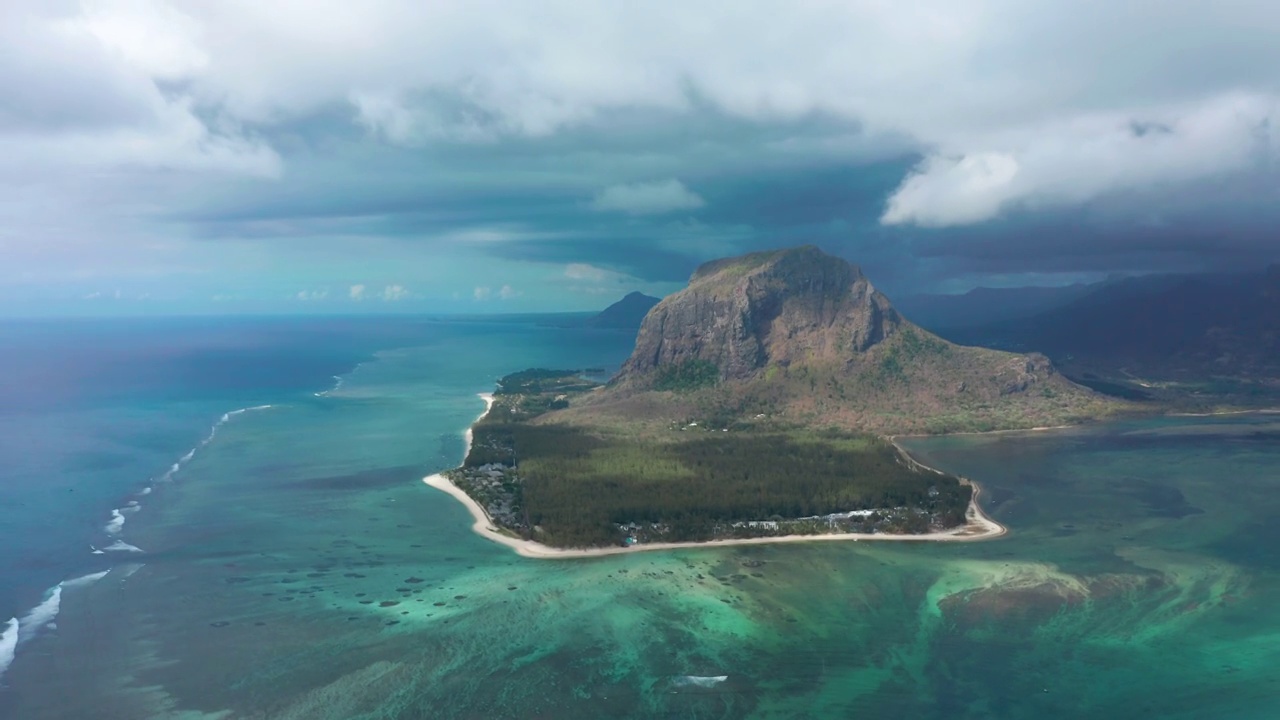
[564,263,608,282]
[883,93,1280,227]
[882,153,1022,228]
[5,0,1280,306]
[561,262,644,291]
[592,179,705,215]
[0,2,279,176]
[473,284,518,300]
[348,284,366,301]
[8,3,1280,205]
[381,284,410,301]
[295,288,329,301]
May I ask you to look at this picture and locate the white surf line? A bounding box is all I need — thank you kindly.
[0,617,17,683]
[5,570,112,685]
[101,404,277,541]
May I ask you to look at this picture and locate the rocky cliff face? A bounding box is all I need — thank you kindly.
[621,246,904,381]
[585,245,1117,434]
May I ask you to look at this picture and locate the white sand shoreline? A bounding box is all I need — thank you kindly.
[1166,407,1280,417]
[424,393,1007,560]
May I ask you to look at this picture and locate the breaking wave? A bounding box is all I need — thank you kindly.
[16,587,61,647]
[104,508,125,535]
[0,617,17,683]
[99,404,275,541]
[156,404,274,485]
[672,675,729,689]
[7,571,110,682]
[313,374,345,397]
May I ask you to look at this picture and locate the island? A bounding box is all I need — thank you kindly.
[584,291,662,330]
[426,246,1125,555]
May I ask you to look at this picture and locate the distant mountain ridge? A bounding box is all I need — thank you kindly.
[896,282,1104,332]
[945,267,1280,381]
[582,245,1118,434]
[585,291,661,329]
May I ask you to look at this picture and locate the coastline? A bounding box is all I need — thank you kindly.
[891,424,1078,440]
[425,393,1007,560]
[1166,407,1280,417]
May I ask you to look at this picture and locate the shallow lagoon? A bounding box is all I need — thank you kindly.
[3,324,1278,719]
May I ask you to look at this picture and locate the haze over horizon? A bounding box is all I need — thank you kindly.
[5,0,1280,316]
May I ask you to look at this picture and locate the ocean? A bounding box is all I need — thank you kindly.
[1,316,1277,718]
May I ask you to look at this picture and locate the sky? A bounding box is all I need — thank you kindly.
[3,0,1279,315]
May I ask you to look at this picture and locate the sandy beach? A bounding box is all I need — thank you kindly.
[1167,407,1280,417]
[424,393,1007,560]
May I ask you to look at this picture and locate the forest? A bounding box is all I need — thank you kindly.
[460,370,972,548]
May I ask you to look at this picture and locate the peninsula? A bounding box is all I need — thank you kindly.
[426,246,1121,554]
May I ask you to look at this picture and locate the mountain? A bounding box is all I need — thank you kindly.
[580,246,1118,434]
[585,291,661,329]
[620,248,903,379]
[895,282,1103,332]
[945,268,1280,383]
[448,246,1124,550]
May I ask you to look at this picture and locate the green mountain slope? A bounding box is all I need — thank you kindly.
[574,245,1122,433]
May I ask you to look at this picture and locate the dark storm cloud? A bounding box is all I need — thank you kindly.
[6,1,1280,310]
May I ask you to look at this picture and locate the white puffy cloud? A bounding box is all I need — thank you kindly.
[0,1,279,176]
[564,263,608,282]
[381,284,410,301]
[295,288,329,301]
[562,262,642,292]
[473,284,518,300]
[348,284,366,300]
[592,179,705,215]
[883,93,1280,226]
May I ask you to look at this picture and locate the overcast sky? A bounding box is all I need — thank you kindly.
[4,0,1279,315]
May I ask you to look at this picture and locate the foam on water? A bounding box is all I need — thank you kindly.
[16,587,61,647]
[313,374,345,397]
[98,403,275,544]
[113,563,144,580]
[104,509,125,535]
[156,403,273,484]
[63,570,110,589]
[7,570,110,683]
[672,675,729,689]
[104,504,142,535]
[0,617,17,683]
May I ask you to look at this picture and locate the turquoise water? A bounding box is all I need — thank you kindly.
[2,318,1278,718]
[0,316,479,620]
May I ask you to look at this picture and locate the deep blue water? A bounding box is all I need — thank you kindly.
[0,314,604,627]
